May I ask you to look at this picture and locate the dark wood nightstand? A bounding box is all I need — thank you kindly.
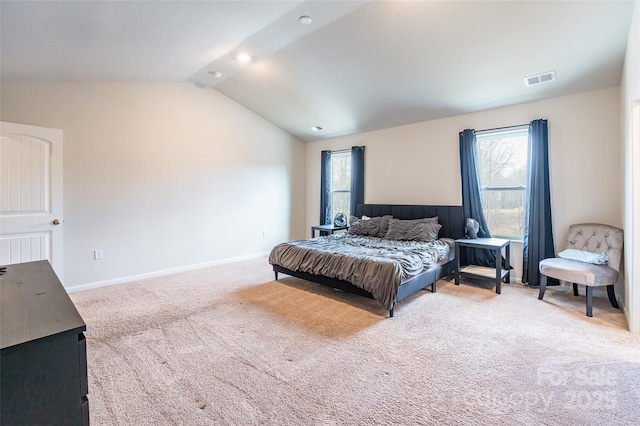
[454,238,511,294]
[311,224,349,238]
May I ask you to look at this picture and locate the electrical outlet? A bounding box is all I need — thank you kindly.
[94,249,103,260]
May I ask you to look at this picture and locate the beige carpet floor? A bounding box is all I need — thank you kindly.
[70,257,640,425]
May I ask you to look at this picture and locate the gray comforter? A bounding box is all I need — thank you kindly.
[268,233,451,309]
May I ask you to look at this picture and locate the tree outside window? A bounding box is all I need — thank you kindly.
[476,128,528,239]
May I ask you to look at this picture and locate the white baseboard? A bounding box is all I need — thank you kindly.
[66,251,270,293]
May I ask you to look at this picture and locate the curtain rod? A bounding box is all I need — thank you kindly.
[475,123,529,133]
[331,148,351,154]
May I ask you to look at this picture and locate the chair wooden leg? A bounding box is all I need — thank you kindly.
[538,275,547,300]
[606,285,620,309]
[586,286,593,317]
[573,283,579,296]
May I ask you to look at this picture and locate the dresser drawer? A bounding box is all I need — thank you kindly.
[79,332,89,396]
[81,395,90,426]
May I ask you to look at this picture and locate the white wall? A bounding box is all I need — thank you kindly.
[1,81,306,289]
[621,0,640,333]
[306,87,621,283]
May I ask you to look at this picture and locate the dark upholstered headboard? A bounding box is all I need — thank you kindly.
[355,204,465,240]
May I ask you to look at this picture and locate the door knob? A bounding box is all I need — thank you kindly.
[52,219,61,225]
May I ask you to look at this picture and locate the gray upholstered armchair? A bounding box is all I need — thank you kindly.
[538,223,623,317]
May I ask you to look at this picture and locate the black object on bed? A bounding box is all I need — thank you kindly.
[271,204,465,317]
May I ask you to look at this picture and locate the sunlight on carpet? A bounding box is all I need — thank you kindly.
[234,279,383,337]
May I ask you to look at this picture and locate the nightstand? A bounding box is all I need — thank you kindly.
[454,238,511,294]
[311,224,349,238]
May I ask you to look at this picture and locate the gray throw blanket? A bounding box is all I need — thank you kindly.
[269,234,450,309]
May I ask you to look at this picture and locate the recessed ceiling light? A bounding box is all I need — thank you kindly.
[310,125,323,131]
[299,15,312,25]
[209,71,222,78]
[236,52,252,63]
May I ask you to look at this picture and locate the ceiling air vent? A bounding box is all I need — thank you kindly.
[524,70,556,87]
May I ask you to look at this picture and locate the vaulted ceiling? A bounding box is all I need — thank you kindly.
[1,1,635,141]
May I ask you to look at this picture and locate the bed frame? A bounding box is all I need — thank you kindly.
[273,204,465,317]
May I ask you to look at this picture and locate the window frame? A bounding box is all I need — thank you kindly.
[476,127,529,240]
[330,150,352,220]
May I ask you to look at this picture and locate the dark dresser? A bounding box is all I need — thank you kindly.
[1,260,89,425]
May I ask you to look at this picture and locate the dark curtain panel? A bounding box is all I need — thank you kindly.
[320,150,332,225]
[522,119,557,286]
[350,146,365,216]
[459,129,496,267]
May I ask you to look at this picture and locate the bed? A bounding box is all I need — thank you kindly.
[269,204,465,317]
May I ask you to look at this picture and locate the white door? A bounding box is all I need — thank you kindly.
[0,122,64,280]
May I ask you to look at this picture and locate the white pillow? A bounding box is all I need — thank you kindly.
[558,249,608,265]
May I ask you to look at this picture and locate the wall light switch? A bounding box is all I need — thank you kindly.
[94,249,103,260]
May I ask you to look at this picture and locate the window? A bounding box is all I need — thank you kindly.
[331,151,351,219]
[476,128,528,239]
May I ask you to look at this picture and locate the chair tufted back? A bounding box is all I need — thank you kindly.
[565,223,624,272]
